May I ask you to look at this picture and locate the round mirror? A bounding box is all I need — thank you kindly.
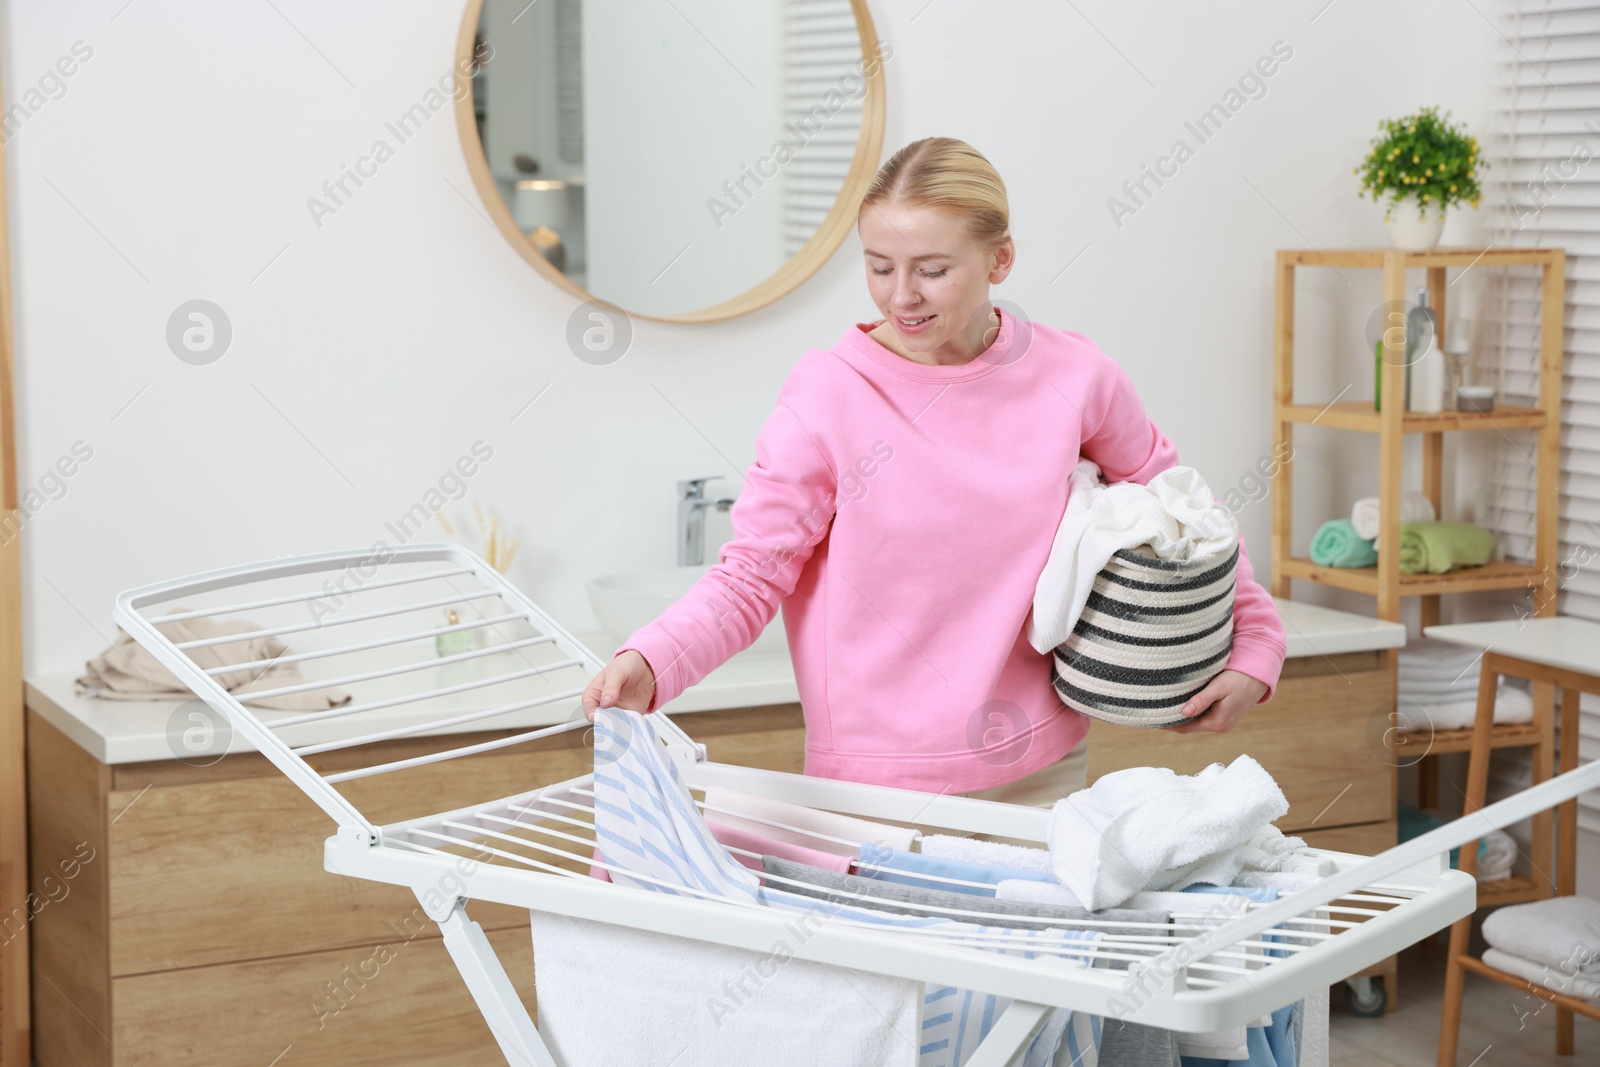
[455,0,889,323]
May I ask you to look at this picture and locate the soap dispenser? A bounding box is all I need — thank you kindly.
[1406,288,1447,413]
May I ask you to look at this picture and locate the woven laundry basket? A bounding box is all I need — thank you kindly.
[1049,542,1239,728]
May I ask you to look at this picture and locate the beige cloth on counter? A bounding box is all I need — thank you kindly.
[77,610,352,711]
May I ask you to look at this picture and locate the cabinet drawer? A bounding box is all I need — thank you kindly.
[106,704,809,975]
[1085,657,1394,832]
[107,741,583,975]
[1299,819,1397,857]
[109,924,533,1067]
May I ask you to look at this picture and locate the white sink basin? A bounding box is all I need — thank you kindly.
[586,565,788,657]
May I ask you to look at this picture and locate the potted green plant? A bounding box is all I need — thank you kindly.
[1354,105,1486,251]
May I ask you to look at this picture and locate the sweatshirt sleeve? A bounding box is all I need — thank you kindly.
[614,400,837,712]
[1079,347,1288,705]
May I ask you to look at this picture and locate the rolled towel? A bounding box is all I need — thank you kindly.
[1398,521,1494,574]
[1481,895,1600,976]
[1309,519,1377,568]
[1351,492,1436,541]
[1482,948,1600,1002]
[1396,801,1518,881]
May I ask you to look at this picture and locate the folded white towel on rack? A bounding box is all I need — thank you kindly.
[701,785,921,855]
[1028,459,1238,654]
[529,910,923,1067]
[1350,492,1436,542]
[992,878,1084,908]
[1481,895,1600,977]
[1046,756,1291,910]
[918,834,1055,874]
[1482,947,1600,1002]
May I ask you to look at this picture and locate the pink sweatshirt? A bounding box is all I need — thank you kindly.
[616,307,1287,793]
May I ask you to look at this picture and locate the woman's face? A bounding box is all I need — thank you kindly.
[858,200,1014,363]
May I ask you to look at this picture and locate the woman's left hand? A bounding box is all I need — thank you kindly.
[1167,670,1268,734]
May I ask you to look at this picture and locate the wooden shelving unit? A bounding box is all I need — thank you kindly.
[1269,246,1564,627]
[1267,246,1565,1008]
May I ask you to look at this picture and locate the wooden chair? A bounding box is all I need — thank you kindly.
[1430,618,1600,1066]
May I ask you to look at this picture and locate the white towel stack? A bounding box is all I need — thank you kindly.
[1395,637,1535,732]
[1485,745,1535,867]
[1480,895,1600,1002]
[1045,756,1303,910]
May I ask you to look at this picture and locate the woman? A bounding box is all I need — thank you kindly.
[581,137,1287,807]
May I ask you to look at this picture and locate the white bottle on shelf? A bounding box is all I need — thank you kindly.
[1407,289,1447,413]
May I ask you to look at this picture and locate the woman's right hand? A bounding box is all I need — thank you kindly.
[581,650,656,721]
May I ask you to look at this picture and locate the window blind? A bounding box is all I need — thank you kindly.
[781,0,865,257]
[1482,0,1600,832]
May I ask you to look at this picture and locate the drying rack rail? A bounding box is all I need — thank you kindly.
[111,543,1596,1066]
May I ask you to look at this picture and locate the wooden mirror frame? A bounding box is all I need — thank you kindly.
[454,0,887,324]
[0,42,28,1065]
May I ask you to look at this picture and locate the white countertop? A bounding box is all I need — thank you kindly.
[28,598,1402,765]
[1276,597,1406,658]
[27,629,797,766]
[1425,617,1600,676]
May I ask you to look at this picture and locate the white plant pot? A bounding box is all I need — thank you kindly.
[1385,195,1446,251]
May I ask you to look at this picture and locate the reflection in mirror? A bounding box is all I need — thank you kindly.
[467,0,888,320]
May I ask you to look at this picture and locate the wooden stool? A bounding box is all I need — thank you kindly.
[1427,617,1600,1066]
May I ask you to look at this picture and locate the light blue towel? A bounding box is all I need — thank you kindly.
[590,709,1102,1066]
[857,841,1060,897]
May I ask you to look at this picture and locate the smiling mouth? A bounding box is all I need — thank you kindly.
[897,314,935,326]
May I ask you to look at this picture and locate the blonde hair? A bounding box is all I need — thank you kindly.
[857,137,1011,249]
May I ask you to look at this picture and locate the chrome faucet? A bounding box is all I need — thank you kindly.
[678,476,735,566]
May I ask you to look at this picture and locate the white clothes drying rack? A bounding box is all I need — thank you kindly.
[111,543,1600,1066]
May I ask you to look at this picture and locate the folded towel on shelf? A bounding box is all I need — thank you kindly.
[1482,947,1600,1002]
[1028,458,1238,655]
[1481,895,1600,977]
[1393,681,1534,733]
[1308,519,1378,568]
[1351,492,1437,541]
[1398,634,1481,674]
[76,614,353,711]
[1396,802,1517,882]
[700,785,920,855]
[1398,521,1494,574]
[1045,755,1293,910]
[918,834,1055,875]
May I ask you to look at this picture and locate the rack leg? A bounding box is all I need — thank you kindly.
[965,1000,1052,1067]
[436,901,556,1067]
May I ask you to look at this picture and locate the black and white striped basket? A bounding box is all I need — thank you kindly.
[1049,542,1239,728]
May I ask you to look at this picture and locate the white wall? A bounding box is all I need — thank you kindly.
[4,2,1501,665]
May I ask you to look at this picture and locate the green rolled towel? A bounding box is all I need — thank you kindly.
[1310,518,1378,567]
[1399,521,1494,574]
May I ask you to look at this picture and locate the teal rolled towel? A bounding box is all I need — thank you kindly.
[1310,518,1378,567]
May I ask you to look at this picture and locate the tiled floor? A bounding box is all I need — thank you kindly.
[1328,936,1599,1065]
